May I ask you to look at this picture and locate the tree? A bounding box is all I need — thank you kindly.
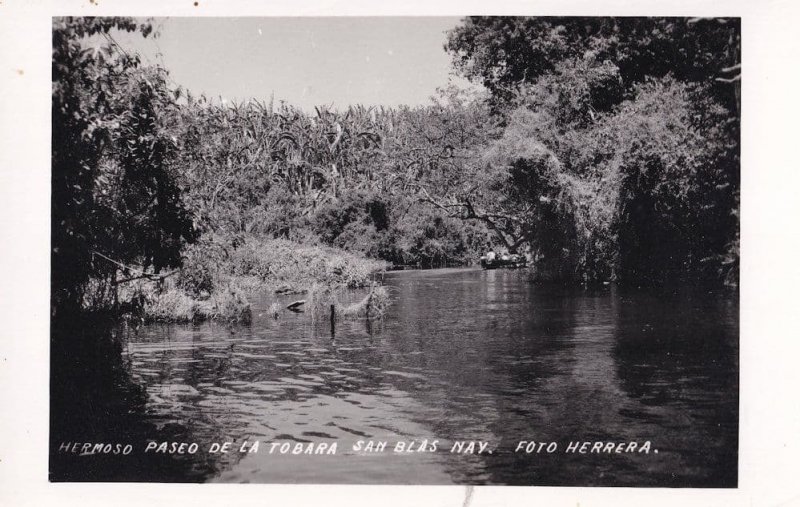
[385,90,523,251]
[445,17,740,112]
[52,17,197,316]
[445,17,740,284]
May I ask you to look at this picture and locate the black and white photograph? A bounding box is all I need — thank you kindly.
[46,15,742,487]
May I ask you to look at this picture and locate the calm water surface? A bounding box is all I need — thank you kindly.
[93,268,737,485]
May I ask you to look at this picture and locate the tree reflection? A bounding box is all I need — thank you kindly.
[611,286,738,486]
[50,315,238,482]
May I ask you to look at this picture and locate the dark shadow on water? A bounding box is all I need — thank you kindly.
[421,279,739,487]
[49,314,232,482]
[611,286,739,487]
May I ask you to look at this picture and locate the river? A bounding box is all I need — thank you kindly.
[52,268,739,486]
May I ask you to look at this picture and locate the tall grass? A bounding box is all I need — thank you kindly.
[228,238,388,291]
[127,237,390,323]
[306,283,390,322]
[89,237,388,324]
[140,284,252,324]
[338,285,390,319]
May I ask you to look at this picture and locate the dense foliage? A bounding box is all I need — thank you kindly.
[445,17,740,110]
[445,17,740,284]
[171,92,493,269]
[52,17,197,317]
[52,16,740,322]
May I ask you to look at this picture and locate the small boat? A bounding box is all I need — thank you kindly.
[480,255,528,270]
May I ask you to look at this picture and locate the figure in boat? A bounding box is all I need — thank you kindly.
[480,246,527,269]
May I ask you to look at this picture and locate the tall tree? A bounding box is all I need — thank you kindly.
[445,17,740,112]
[445,17,740,284]
[52,17,197,316]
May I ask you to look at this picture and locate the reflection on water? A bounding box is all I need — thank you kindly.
[51,268,738,486]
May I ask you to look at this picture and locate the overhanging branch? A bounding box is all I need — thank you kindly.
[416,185,528,251]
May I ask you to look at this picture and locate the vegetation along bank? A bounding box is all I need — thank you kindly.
[51,17,740,326]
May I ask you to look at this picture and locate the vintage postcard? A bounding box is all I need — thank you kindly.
[1,1,798,506]
[47,14,740,487]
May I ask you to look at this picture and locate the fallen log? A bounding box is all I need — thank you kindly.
[287,300,306,312]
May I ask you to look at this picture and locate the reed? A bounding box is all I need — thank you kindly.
[306,282,390,322]
[141,284,251,324]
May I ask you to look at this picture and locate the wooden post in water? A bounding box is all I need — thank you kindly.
[365,282,374,319]
[330,304,336,338]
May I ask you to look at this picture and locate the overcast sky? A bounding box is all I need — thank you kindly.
[110,17,476,111]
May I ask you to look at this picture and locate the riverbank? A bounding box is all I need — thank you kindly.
[127,238,389,323]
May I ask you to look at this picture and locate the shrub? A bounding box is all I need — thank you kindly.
[306,283,391,321]
[142,287,199,323]
[229,238,387,289]
[141,283,251,323]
